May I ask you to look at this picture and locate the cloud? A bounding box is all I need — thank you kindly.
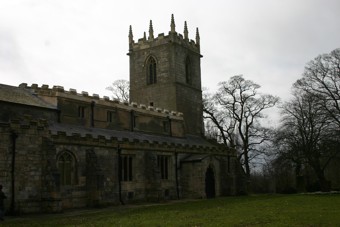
[0,0,339,101]
[0,28,30,83]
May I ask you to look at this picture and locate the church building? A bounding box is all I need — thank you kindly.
[0,15,243,214]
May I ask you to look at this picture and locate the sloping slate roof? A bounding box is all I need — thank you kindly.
[181,154,210,162]
[50,123,216,148]
[0,84,56,109]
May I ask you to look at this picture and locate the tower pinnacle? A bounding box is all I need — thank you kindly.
[170,14,176,33]
[129,25,134,44]
[184,21,189,40]
[148,20,154,40]
[195,27,200,46]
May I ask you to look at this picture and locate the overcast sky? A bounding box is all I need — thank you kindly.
[1,0,339,112]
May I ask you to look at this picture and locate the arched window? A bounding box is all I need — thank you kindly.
[57,152,76,186]
[185,57,192,84]
[147,57,157,85]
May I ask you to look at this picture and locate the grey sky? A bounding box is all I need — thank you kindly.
[1,0,339,111]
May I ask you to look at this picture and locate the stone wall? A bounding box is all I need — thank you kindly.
[0,85,239,214]
[0,119,61,214]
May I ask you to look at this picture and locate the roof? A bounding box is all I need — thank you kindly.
[0,84,56,109]
[49,123,218,148]
[180,154,210,163]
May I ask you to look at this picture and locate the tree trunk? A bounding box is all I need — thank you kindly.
[295,162,305,192]
[313,166,330,192]
[244,149,251,194]
[244,154,250,178]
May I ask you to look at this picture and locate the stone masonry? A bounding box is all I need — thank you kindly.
[0,15,243,214]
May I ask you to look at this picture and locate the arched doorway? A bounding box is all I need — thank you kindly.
[205,166,215,198]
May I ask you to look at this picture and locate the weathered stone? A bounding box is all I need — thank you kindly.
[0,16,241,214]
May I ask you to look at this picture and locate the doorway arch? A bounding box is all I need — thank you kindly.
[205,166,215,198]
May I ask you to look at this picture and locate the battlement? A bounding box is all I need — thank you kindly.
[50,128,228,154]
[129,14,200,54]
[131,31,200,53]
[7,115,49,130]
[19,83,184,119]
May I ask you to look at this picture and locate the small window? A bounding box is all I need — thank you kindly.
[120,155,133,181]
[78,106,85,118]
[107,111,115,122]
[147,57,157,85]
[163,121,169,132]
[58,152,76,186]
[157,155,169,180]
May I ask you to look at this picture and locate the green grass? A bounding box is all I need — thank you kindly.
[2,194,340,226]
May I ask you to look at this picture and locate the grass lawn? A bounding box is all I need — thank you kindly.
[2,194,340,226]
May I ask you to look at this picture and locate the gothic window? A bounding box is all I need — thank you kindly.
[58,152,76,186]
[146,57,157,85]
[157,155,169,180]
[185,57,192,85]
[120,155,133,181]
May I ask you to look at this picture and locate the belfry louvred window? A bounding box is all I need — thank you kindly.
[147,57,157,85]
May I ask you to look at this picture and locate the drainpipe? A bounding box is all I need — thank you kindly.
[117,145,124,205]
[175,152,180,199]
[57,109,61,123]
[90,101,95,127]
[130,110,134,132]
[10,131,18,215]
[167,116,172,137]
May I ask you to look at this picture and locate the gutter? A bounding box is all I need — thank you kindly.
[167,116,172,137]
[130,110,135,132]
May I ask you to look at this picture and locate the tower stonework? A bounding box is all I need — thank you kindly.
[128,15,203,135]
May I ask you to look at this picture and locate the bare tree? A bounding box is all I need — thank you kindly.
[203,75,279,178]
[272,122,305,186]
[203,89,235,147]
[295,48,340,127]
[277,91,339,191]
[106,79,130,102]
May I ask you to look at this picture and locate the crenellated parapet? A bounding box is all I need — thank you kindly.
[128,14,201,54]
[19,83,184,119]
[49,127,230,155]
[7,114,48,128]
[0,114,49,135]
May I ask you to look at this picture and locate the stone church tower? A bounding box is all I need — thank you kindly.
[128,15,203,135]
